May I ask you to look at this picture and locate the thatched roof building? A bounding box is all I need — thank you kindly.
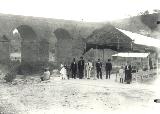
[85,24,133,52]
[85,24,157,53]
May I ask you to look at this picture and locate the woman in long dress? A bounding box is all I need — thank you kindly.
[125,63,132,84]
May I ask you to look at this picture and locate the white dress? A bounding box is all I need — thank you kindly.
[119,69,124,79]
[60,67,67,79]
[43,71,50,80]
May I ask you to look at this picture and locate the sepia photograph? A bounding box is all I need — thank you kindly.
[0,0,160,114]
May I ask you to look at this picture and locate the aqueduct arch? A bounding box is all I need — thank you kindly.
[0,14,97,73]
[10,26,75,72]
[10,25,47,74]
[15,25,39,63]
[54,28,73,65]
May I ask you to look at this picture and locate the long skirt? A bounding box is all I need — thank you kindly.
[125,71,132,84]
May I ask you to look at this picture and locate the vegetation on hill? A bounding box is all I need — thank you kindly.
[112,10,160,38]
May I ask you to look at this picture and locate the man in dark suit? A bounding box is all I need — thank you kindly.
[96,59,102,79]
[105,59,112,79]
[78,57,85,79]
[71,58,77,79]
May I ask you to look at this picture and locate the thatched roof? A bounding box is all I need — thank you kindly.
[132,43,156,53]
[84,24,157,53]
[87,24,132,44]
[85,24,133,52]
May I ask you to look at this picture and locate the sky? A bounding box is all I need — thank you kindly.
[0,0,160,22]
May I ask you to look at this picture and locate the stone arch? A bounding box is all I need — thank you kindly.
[54,28,72,40]
[12,25,40,74]
[54,28,73,65]
[39,39,49,63]
[13,25,39,63]
[16,25,37,41]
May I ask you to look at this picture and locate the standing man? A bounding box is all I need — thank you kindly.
[105,59,112,79]
[96,59,102,79]
[71,58,77,79]
[78,57,85,79]
[86,59,93,79]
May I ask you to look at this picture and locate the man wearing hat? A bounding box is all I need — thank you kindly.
[96,59,102,79]
[71,58,77,79]
[78,57,85,79]
[105,59,112,79]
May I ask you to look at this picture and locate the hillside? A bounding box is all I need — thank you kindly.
[111,13,160,39]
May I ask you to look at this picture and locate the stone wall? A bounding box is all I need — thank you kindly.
[0,36,10,64]
[21,41,39,63]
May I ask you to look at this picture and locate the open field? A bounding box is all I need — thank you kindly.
[0,74,160,114]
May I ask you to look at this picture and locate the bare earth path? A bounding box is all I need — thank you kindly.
[0,75,160,114]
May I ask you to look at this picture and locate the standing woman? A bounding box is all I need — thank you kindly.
[125,62,132,84]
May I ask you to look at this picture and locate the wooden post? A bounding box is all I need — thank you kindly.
[157,49,159,77]
[117,36,120,52]
[115,71,117,82]
[103,49,104,61]
[147,56,150,78]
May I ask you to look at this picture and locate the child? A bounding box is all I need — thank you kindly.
[41,68,50,81]
[119,66,124,83]
[60,64,67,80]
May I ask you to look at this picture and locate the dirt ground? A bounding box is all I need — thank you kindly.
[0,74,160,114]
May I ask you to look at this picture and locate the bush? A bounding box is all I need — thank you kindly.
[3,61,20,83]
[4,71,17,83]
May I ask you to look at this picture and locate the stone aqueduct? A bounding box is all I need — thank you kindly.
[0,14,101,72]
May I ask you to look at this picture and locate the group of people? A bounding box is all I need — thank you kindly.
[95,59,112,79]
[60,57,113,80]
[41,56,133,84]
[118,62,132,84]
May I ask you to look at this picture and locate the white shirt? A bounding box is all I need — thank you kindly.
[86,62,93,70]
[119,69,124,74]
[119,68,124,78]
[43,71,50,80]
